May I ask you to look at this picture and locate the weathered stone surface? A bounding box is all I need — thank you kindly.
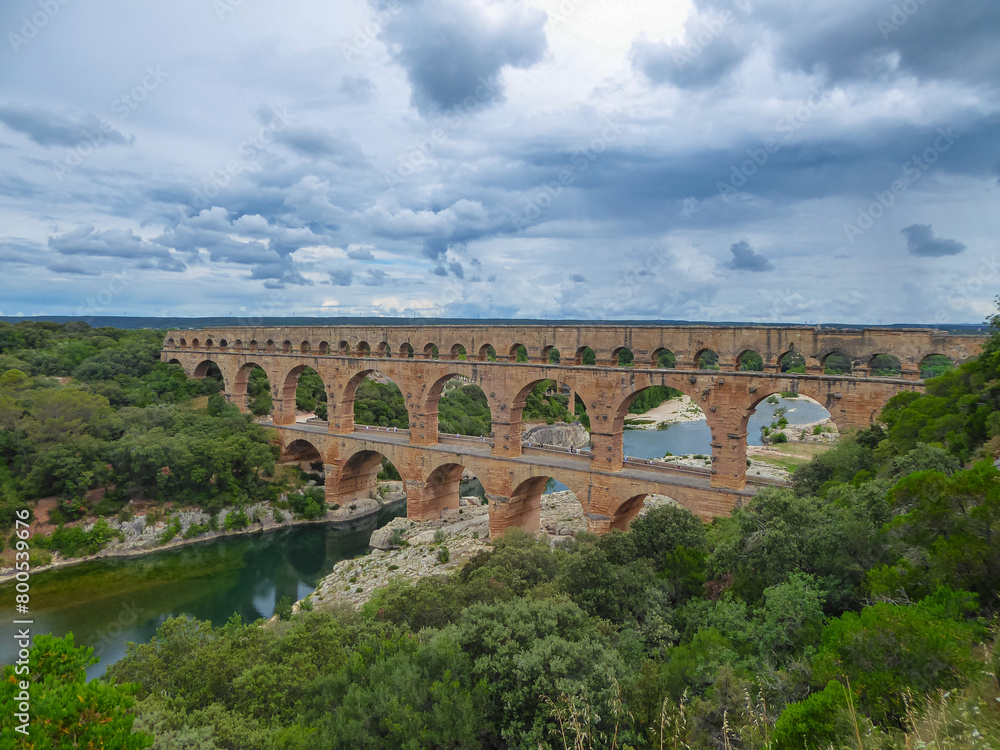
[522,422,590,449]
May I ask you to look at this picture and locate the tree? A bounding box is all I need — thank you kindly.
[0,633,153,749]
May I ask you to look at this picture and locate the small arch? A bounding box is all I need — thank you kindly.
[338,340,350,355]
[919,354,954,379]
[399,342,415,359]
[510,343,528,362]
[336,449,404,507]
[356,341,371,358]
[235,362,272,416]
[609,494,648,531]
[423,343,439,360]
[778,350,805,373]
[612,346,634,367]
[248,339,259,352]
[542,346,560,364]
[317,341,329,355]
[284,365,329,421]
[178,338,187,348]
[193,359,223,380]
[282,340,292,354]
[868,353,902,378]
[300,340,311,354]
[233,339,244,352]
[575,346,596,365]
[450,343,468,360]
[376,341,391,358]
[737,350,763,371]
[191,338,200,349]
[422,462,467,518]
[281,438,323,466]
[204,338,214,348]
[821,351,852,375]
[265,339,276,354]
[695,349,719,370]
[478,344,497,361]
[652,348,676,368]
[218,339,228,349]
[166,358,182,366]
[166,337,176,347]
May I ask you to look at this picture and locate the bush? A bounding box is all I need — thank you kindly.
[437,546,450,564]
[773,680,855,750]
[772,432,788,444]
[224,509,250,531]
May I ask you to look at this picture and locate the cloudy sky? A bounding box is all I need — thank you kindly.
[0,0,997,323]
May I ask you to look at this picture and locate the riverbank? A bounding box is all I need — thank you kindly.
[0,489,406,585]
[626,395,706,428]
[302,490,679,611]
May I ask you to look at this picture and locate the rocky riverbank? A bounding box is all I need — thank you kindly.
[522,421,590,448]
[301,490,678,611]
[0,489,406,585]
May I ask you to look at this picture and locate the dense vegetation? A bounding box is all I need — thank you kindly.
[0,322,281,533]
[91,316,1000,748]
[7,319,1000,748]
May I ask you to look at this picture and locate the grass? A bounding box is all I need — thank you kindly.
[751,442,833,472]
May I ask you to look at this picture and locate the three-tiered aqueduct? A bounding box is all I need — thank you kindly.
[162,325,983,537]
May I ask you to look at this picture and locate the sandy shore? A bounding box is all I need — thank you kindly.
[627,395,706,428]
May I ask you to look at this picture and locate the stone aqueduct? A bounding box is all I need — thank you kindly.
[162,325,983,537]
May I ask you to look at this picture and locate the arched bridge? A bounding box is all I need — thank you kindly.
[162,324,983,536]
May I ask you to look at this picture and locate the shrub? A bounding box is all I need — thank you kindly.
[772,432,788,444]
[437,546,450,564]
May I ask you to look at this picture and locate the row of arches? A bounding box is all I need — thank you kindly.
[166,337,954,380]
[280,442,650,533]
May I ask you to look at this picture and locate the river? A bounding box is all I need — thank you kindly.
[0,398,825,678]
[0,507,403,678]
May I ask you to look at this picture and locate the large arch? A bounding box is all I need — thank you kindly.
[919,354,954,379]
[192,359,223,380]
[280,437,323,466]
[494,471,588,535]
[234,362,272,416]
[422,462,466,517]
[511,376,591,447]
[430,373,494,437]
[333,448,404,506]
[867,353,902,378]
[280,364,329,422]
[651,348,676,368]
[337,369,411,432]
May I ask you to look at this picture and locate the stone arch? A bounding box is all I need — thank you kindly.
[421,462,467,518]
[778,349,806,373]
[265,339,276,353]
[511,376,591,443]
[510,343,528,362]
[166,337,175,347]
[478,344,497,361]
[334,448,404,506]
[919,353,954,379]
[233,339,243,352]
[193,359,223,380]
[575,346,596,365]
[423,342,439,360]
[204,338,214,349]
[317,341,329,355]
[179,338,187,348]
[234,362,272,416]
[281,364,330,422]
[248,339,258,352]
[191,337,200,348]
[867,353,902,378]
[651,348,676,368]
[818,349,852,375]
[450,343,468,360]
[356,341,371,357]
[694,348,720,370]
[609,380,703,451]
[376,341,391,358]
[300,340,311,354]
[429,372,493,437]
[736,349,764,371]
[280,438,322,466]
[338,340,350,355]
[496,472,586,536]
[612,346,634,367]
[542,345,561,364]
[166,358,182,366]
[218,339,228,349]
[339,369,411,431]
[399,342,415,359]
[282,340,292,354]
[608,493,647,531]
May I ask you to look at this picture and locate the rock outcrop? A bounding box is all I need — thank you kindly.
[522,421,590,449]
